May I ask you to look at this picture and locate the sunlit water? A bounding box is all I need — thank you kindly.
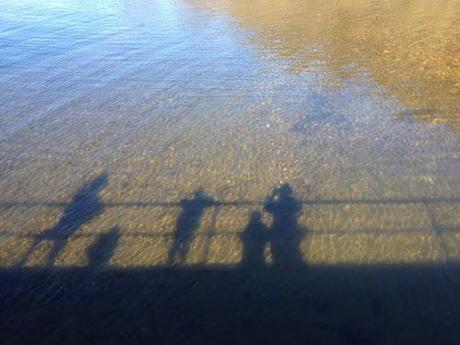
[0,0,459,267]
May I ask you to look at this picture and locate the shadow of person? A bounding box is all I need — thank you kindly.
[264,183,305,268]
[17,173,108,267]
[167,188,214,265]
[240,211,269,268]
[86,227,120,269]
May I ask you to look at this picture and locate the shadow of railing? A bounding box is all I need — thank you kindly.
[1,196,460,209]
[1,187,460,267]
[1,175,460,343]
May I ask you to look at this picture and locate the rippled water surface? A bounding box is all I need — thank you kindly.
[0,0,459,267]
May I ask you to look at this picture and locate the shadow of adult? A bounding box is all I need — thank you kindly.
[264,183,305,268]
[240,211,269,268]
[167,188,214,265]
[86,226,120,269]
[18,173,108,267]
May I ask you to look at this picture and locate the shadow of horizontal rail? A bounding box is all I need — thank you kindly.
[1,263,460,345]
[1,225,460,240]
[1,196,460,209]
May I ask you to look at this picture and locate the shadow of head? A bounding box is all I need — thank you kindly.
[69,173,109,215]
[191,187,213,203]
[265,183,301,216]
[86,227,121,268]
[249,210,262,223]
[75,173,109,199]
[275,183,294,201]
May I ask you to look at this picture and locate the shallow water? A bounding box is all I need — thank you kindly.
[0,0,459,268]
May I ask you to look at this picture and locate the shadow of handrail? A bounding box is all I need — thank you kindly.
[1,196,459,209]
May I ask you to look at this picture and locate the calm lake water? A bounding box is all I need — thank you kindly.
[2,1,460,344]
[0,0,459,267]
